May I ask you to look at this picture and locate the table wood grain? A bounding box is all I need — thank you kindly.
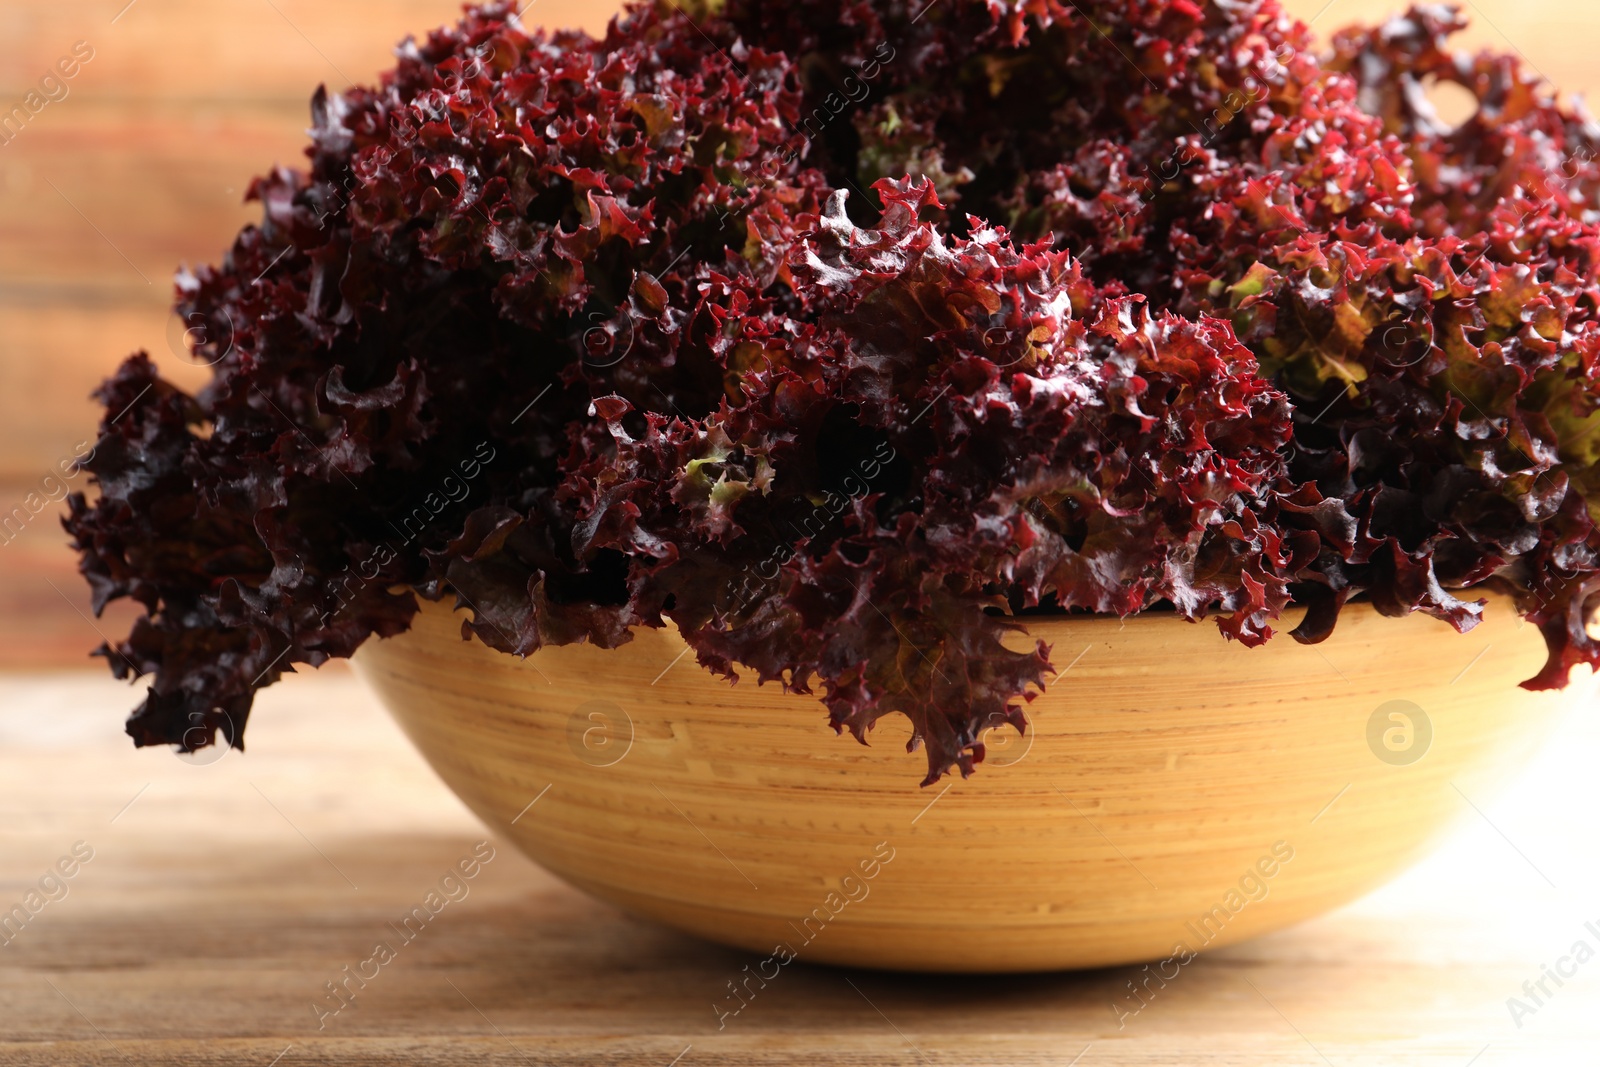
[0,668,1596,1065]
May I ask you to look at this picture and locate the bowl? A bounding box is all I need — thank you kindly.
[352,593,1588,972]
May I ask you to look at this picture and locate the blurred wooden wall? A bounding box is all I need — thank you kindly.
[0,0,1590,665]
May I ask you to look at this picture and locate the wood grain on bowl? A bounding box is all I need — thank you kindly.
[354,594,1592,972]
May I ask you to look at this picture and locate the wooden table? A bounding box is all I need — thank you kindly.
[1,666,1596,1065]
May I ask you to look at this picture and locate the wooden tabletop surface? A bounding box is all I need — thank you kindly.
[0,666,1596,1066]
[4,1,1600,1063]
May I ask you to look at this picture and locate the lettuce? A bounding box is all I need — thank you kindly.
[68,0,1600,784]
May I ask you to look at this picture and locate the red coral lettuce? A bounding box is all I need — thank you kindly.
[67,0,1600,784]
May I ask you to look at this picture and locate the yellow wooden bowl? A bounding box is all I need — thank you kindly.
[353,594,1589,972]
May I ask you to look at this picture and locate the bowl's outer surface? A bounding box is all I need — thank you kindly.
[354,596,1589,972]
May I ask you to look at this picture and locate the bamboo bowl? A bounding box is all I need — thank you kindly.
[353,594,1588,972]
